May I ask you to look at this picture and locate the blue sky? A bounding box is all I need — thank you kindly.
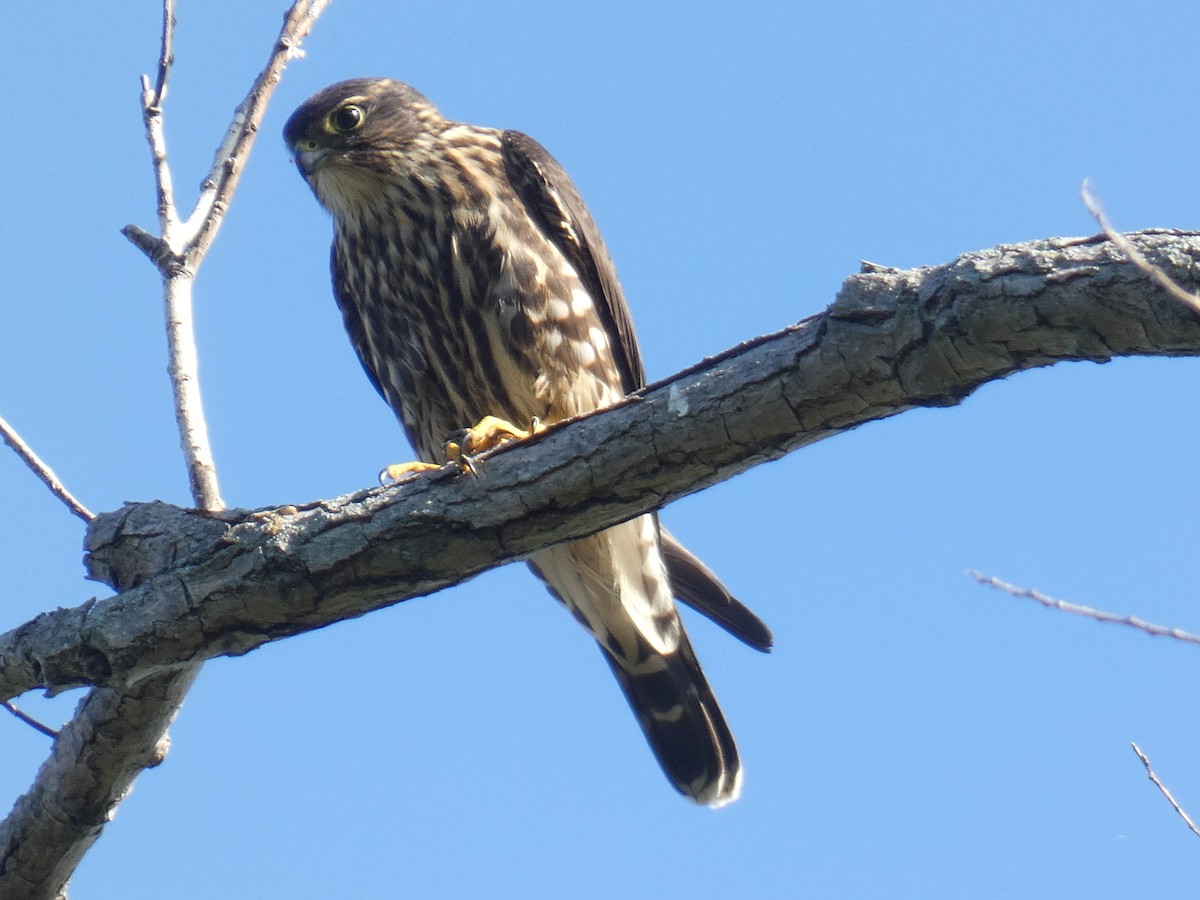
[4,2,1200,896]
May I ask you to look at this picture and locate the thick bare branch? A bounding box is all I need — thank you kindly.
[0,671,196,898]
[3,229,1198,703]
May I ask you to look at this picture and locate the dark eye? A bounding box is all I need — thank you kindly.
[329,104,364,134]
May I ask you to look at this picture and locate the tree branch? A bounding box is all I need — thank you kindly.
[0,672,196,898]
[1083,180,1200,315]
[2,703,58,740]
[0,4,328,897]
[121,0,329,508]
[3,229,1198,704]
[0,415,93,523]
[969,570,1200,645]
[1131,742,1200,840]
[180,0,330,263]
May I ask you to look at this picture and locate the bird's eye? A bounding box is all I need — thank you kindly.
[329,104,365,134]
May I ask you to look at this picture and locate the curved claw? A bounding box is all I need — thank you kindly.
[443,415,544,476]
[379,460,441,484]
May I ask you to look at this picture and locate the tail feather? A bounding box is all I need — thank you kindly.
[529,516,743,806]
[599,631,742,807]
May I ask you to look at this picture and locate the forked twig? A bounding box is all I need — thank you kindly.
[0,7,332,898]
[0,414,93,522]
[124,0,331,274]
[1131,743,1200,840]
[123,0,330,511]
[968,570,1200,645]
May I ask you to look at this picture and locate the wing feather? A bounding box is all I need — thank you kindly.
[501,130,646,393]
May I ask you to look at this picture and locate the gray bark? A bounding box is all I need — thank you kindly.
[2,229,1200,896]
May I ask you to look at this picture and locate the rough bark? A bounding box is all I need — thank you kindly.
[3,230,1198,706]
[2,230,1200,896]
[0,670,196,899]
[0,5,337,896]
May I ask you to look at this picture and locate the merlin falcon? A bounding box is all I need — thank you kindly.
[284,79,771,806]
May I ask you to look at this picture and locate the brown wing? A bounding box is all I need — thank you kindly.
[501,130,646,393]
[659,527,773,652]
[503,132,772,652]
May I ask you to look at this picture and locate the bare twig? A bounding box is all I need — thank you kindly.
[1131,743,1200,840]
[119,223,183,273]
[0,5,332,897]
[968,571,1200,645]
[182,0,330,263]
[152,0,175,105]
[138,0,180,250]
[127,1,222,507]
[124,0,331,510]
[2,702,58,740]
[0,414,93,522]
[1081,179,1200,315]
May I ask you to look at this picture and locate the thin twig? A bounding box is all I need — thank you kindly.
[1081,179,1200,315]
[1131,743,1200,839]
[2,702,59,740]
[968,570,1200,645]
[133,0,223,508]
[0,5,333,897]
[137,0,180,257]
[124,0,331,510]
[153,0,176,105]
[0,414,93,522]
[181,0,331,262]
[119,223,184,274]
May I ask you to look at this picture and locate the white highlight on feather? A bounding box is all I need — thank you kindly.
[572,340,597,367]
[570,288,593,316]
[531,515,677,659]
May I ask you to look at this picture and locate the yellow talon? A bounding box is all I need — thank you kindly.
[444,415,544,475]
[455,415,537,453]
[380,417,544,483]
[379,460,442,484]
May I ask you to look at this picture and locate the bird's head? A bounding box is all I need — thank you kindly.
[283,78,444,214]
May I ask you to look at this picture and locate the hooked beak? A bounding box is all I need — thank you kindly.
[291,144,331,179]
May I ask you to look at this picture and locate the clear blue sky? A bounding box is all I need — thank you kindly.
[4,2,1200,897]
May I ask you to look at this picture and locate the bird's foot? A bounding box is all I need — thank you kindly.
[445,415,543,476]
[379,416,543,483]
[379,460,442,484]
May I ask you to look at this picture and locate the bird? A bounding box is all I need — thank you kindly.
[283,78,771,806]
